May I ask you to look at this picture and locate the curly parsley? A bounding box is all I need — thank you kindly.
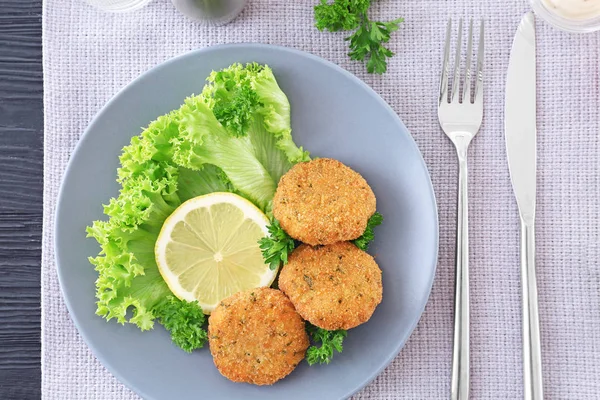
[258,218,296,271]
[306,323,348,365]
[153,296,208,353]
[314,0,404,74]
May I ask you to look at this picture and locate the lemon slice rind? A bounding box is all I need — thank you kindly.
[155,192,275,313]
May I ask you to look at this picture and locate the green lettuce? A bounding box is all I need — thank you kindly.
[86,63,308,352]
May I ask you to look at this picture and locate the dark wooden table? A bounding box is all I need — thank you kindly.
[0,0,43,398]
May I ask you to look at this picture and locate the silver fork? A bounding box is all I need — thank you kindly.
[438,18,484,400]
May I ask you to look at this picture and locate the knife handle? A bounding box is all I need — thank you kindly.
[451,156,470,400]
[520,220,544,400]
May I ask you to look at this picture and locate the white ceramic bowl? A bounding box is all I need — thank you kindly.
[531,0,600,32]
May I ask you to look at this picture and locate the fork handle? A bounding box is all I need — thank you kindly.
[520,219,544,400]
[451,154,470,400]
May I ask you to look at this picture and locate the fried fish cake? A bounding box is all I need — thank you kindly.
[278,242,383,331]
[273,158,376,245]
[208,288,309,385]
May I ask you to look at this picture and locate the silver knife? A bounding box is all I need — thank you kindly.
[504,12,544,400]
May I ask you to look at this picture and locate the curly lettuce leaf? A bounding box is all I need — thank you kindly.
[251,66,309,163]
[246,113,292,189]
[87,62,309,352]
[353,212,383,251]
[176,165,233,203]
[173,96,276,210]
[87,117,224,350]
[87,178,176,330]
[201,63,310,185]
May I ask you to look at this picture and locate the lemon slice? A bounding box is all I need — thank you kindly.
[155,192,276,313]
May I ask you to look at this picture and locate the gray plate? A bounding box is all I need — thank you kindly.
[55,44,438,400]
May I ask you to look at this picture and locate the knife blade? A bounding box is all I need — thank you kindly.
[505,12,537,223]
[504,12,544,400]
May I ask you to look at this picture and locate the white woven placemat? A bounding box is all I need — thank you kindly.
[42,0,600,398]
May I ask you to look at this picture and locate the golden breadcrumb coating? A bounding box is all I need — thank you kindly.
[208,288,309,385]
[273,158,376,245]
[279,242,382,330]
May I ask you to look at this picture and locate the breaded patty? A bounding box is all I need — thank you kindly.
[208,287,309,386]
[279,242,383,330]
[273,158,376,245]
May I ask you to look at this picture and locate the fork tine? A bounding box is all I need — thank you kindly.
[462,20,474,104]
[439,19,452,104]
[451,18,463,103]
[474,20,484,103]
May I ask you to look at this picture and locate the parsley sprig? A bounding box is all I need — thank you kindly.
[258,219,296,271]
[306,323,348,365]
[314,0,404,74]
[153,296,208,353]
